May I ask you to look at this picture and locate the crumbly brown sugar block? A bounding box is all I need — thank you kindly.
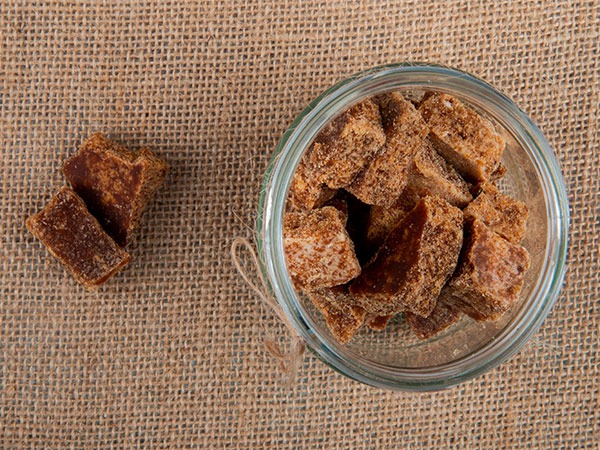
[26,187,130,290]
[284,206,361,291]
[63,133,168,246]
[405,298,461,340]
[287,158,336,211]
[444,219,531,321]
[464,181,529,244]
[366,314,393,331]
[304,98,385,189]
[306,286,366,343]
[350,196,463,317]
[366,186,421,248]
[408,140,472,208]
[419,92,505,181]
[347,92,429,207]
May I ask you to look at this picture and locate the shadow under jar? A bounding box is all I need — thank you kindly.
[257,63,569,391]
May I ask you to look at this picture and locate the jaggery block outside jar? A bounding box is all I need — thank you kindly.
[365,185,421,248]
[444,219,531,321]
[347,92,429,207]
[26,187,130,290]
[407,140,473,208]
[306,286,366,344]
[303,98,386,190]
[350,196,463,317]
[419,92,505,182]
[284,206,361,291]
[62,133,168,246]
[405,297,462,340]
[464,181,529,244]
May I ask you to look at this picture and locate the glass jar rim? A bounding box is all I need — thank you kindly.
[256,62,570,391]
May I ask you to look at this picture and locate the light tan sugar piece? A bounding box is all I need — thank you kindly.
[419,92,505,181]
[287,158,336,211]
[405,297,461,340]
[306,286,366,344]
[350,196,463,317]
[305,98,385,189]
[347,92,429,207]
[62,133,168,246]
[445,219,531,321]
[284,206,361,291]
[366,314,394,331]
[366,186,421,248]
[408,140,473,208]
[26,187,130,290]
[463,181,529,244]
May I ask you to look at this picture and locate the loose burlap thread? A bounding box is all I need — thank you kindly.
[1,1,598,448]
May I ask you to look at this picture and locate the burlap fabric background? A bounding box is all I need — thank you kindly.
[1,1,598,448]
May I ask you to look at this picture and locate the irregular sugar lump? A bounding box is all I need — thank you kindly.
[287,158,336,211]
[63,133,168,247]
[444,219,531,321]
[347,92,429,207]
[405,297,462,340]
[419,92,505,181]
[26,187,130,290]
[350,196,463,317]
[283,206,361,291]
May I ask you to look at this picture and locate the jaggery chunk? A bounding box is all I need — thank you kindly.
[408,140,472,208]
[62,133,168,246]
[444,219,531,321]
[287,158,336,211]
[305,98,385,189]
[350,196,463,317]
[347,92,429,207]
[306,286,366,343]
[366,314,394,331]
[419,92,505,181]
[366,186,421,248]
[284,206,361,291]
[405,298,461,340]
[464,182,529,244]
[26,187,130,290]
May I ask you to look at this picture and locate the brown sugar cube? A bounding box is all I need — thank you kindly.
[366,186,421,248]
[62,133,168,246]
[419,92,505,181]
[347,92,429,207]
[438,287,488,321]
[464,182,529,244]
[366,314,394,331]
[287,158,336,211]
[350,196,463,317]
[284,206,361,291]
[490,162,507,182]
[26,187,130,290]
[444,219,531,321]
[405,297,461,340]
[306,286,366,344]
[407,140,473,208]
[305,98,385,189]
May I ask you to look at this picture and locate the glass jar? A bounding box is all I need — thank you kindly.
[256,63,569,391]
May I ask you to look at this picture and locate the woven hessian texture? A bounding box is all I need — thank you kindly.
[1,1,598,448]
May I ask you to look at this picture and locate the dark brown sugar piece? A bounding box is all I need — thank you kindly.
[304,98,386,189]
[419,92,505,181]
[464,181,529,244]
[62,133,168,246]
[366,186,421,248]
[284,206,361,291]
[347,92,429,207]
[306,286,366,344]
[287,158,336,211]
[350,196,463,317]
[408,140,473,208]
[26,187,130,290]
[405,297,461,340]
[445,219,531,321]
[366,314,394,331]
